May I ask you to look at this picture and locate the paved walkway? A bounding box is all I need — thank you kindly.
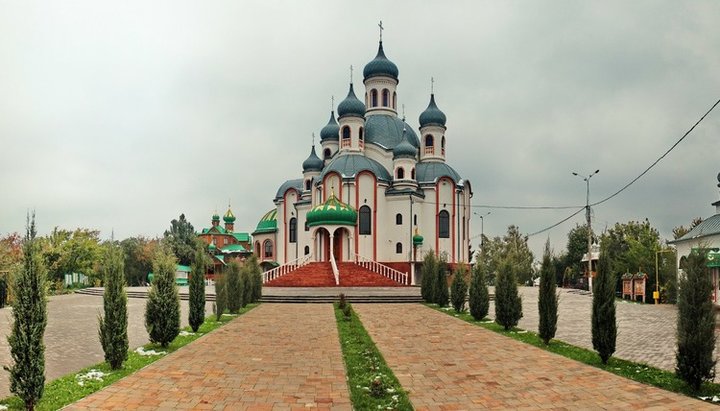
[65,304,351,410]
[354,304,712,410]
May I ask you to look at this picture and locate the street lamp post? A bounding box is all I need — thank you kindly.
[474,211,491,251]
[573,169,599,291]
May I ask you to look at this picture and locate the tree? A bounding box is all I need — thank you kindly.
[98,244,128,369]
[120,236,159,286]
[246,255,263,303]
[189,243,207,332]
[494,260,522,330]
[41,228,103,283]
[563,224,593,283]
[434,254,449,307]
[592,242,617,364]
[242,263,253,308]
[420,251,437,303]
[475,225,534,285]
[676,249,716,390]
[538,240,558,344]
[4,213,48,411]
[214,271,226,321]
[469,258,490,320]
[450,264,469,313]
[226,261,243,313]
[144,248,180,347]
[672,217,703,240]
[163,214,197,266]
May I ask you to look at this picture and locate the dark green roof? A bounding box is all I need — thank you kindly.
[337,83,365,118]
[220,244,248,254]
[274,179,304,200]
[307,192,358,227]
[320,153,392,182]
[302,145,324,172]
[415,162,462,184]
[419,94,447,128]
[320,111,339,141]
[231,232,250,243]
[363,41,399,80]
[365,114,419,150]
[393,128,417,159]
[201,226,227,234]
[253,209,278,234]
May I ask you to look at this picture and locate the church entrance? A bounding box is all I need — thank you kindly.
[314,227,352,263]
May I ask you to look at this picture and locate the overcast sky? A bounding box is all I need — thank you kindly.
[1,1,719,259]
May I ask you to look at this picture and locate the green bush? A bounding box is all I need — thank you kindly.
[420,251,437,303]
[144,248,180,347]
[676,249,717,390]
[434,254,450,307]
[242,264,252,308]
[246,255,263,303]
[538,240,558,345]
[214,272,226,321]
[494,260,522,330]
[98,244,129,369]
[188,244,207,332]
[450,265,469,313]
[591,243,616,364]
[469,262,490,321]
[226,261,243,314]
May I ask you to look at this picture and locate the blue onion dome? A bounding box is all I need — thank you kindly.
[223,208,236,223]
[302,145,323,172]
[419,94,447,128]
[363,41,399,81]
[393,128,417,159]
[337,83,366,118]
[320,111,339,141]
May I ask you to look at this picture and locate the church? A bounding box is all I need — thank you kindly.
[252,34,473,285]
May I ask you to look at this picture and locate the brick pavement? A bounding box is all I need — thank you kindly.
[354,304,712,410]
[65,304,351,411]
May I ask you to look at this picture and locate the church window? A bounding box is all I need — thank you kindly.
[254,241,260,257]
[411,167,415,180]
[289,218,297,243]
[396,167,404,179]
[359,127,364,149]
[414,214,417,225]
[342,126,351,147]
[439,210,450,238]
[396,242,403,254]
[304,246,310,255]
[359,205,371,235]
[305,180,311,190]
[425,135,434,154]
[441,136,446,155]
[382,89,389,106]
[324,148,331,159]
[396,213,402,225]
[263,240,273,258]
[371,89,378,107]
[393,91,397,109]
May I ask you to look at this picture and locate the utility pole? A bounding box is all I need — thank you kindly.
[573,170,599,292]
[474,211,490,252]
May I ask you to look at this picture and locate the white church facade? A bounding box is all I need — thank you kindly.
[252,37,473,282]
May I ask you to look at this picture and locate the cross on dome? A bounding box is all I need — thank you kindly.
[378,20,384,41]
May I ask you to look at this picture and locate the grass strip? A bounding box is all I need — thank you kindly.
[428,303,720,404]
[334,303,413,411]
[0,304,258,411]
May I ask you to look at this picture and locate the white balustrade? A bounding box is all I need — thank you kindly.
[262,255,311,283]
[352,254,408,285]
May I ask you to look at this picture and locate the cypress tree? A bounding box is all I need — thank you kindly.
[226,260,243,313]
[188,243,207,332]
[495,260,523,330]
[242,263,252,308]
[98,244,128,369]
[4,213,47,411]
[538,239,558,345]
[145,248,180,347]
[469,261,490,321]
[591,243,616,364]
[450,264,469,312]
[676,249,716,390]
[213,271,226,321]
[434,255,450,307]
[249,255,263,303]
[420,251,437,303]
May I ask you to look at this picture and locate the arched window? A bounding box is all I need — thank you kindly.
[396,213,402,225]
[359,205,371,235]
[414,214,417,226]
[359,127,364,148]
[324,148,331,159]
[396,242,403,254]
[371,89,378,107]
[289,218,297,243]
[439,210,450,238]
[393,91,397,109]
[341,126,351,147]
[410,167,415,180]
[396,167,405,179]
[425,135,434,154]
[441,136,446,155]
[254,241,260,257]
[305,180,311,190]
[304,245,310,255]
[263,240,273,258]
[382,89,389,106]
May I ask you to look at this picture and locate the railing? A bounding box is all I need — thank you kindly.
[424,146,434,155]
[329,253,340,286]
[263,254,311,283]
[352,254,408,285]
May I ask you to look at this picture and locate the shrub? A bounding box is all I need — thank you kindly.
[246,255,263,303]
[342,303,353,321]
[420,251,437,303]
[450,265,469,312]
[434,254,450,307]
[495,260,522,330]
[538,240,558,345]
[214,272,226,321]
[145,248,180,347]
[226,261,243,314]
[338,293,347,310]
[0,276,7,308]
[4,213,48,411]
[188,243,207,332]
[469,262,490,320]
[242,264,252,308]
[591,244,616,364]
[98,244,129,369]
[676,249,717,390]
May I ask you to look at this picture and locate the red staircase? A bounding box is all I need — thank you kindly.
[338,262,407,287]
[264,262,336,287]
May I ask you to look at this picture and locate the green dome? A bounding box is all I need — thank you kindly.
[363,41,399,81]
[254,209,278,234]
[212,213,220,222]
[320,111,339,141]
[302,145,323,172]
[208,243,217,251]
[419,94,447,128]
[413,234,424,246]
[393,128,417,159]
[307,192,357,227]
[337,83,365,118]
[223,208,236,223]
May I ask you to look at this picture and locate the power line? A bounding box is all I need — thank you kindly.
[527,207,586,237]
[472,204,583,210]
[591,97,720,207]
